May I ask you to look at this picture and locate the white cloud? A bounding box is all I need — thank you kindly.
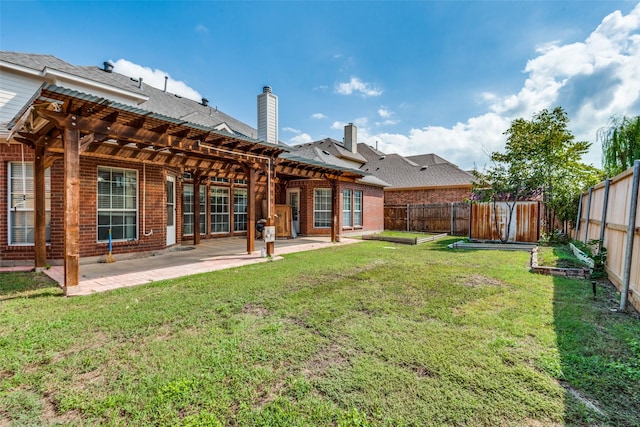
[335,77,382,97]
[288,133,314,145]
[111,59,202,101]
[311,113,327,119]
[358,3,640,170]
[195,24,209,33]
[378,107,392,118]
[282,127,300,134]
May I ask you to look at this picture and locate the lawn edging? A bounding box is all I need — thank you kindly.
[530,246,591,279]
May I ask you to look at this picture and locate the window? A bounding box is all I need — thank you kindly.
[183,184,206,235]
[234,188,248,231]
[341,189,363,228]
[97,167,137,242]
[342,190,352,227]
[8,162,50,245]
[210,186,229,233]
[314,188,332,228]
[354,191,363,226]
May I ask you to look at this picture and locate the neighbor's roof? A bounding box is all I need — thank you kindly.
[358,143,474,189]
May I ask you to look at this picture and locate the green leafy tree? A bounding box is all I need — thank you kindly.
[475,107,603,235]
[599,115,640,177]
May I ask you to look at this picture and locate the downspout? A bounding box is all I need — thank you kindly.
[620,160,640,311]
[142,163,153,237]
[197,141,272,219]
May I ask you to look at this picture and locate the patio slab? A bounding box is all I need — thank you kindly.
[42,237,360,296]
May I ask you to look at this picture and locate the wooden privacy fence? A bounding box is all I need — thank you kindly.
[469,201,541,243]
[384,203,470,236]
[575,160,640,312]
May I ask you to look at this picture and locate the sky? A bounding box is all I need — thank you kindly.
[1,1,639,171]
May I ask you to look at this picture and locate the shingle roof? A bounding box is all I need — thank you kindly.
[358,143,474,189]
[0,51,258,140]
[294,138,367,164]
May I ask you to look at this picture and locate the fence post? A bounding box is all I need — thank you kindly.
[583,187,593,243]
[620,160,640,311]
[406,204,410,232]
[598,179,610,253]
[450,202,454,235]
[575,193,583,240]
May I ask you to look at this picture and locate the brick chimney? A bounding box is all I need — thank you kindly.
[257,86,278,144]
[344,123,357,153]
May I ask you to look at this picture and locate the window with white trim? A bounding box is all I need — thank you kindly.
[8,162,51,245]
[314,188,332,228]
[210,186,229,233]
[342,190,352,227]
[233,188,248,232]
[183,184,206,235]
[354,190,363,226]
[97,167,137,242]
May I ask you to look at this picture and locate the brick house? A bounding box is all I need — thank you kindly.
[293,128,474,207]
[0,52,385,291]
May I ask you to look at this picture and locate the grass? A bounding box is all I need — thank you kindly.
[1,238,639,426]
[537,244,589,269]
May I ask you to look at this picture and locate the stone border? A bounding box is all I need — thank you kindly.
[530,246,591,279]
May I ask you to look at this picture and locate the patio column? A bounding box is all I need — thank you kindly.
[34,144,47,270]
[63,126,81,292]
[193,171,202,246]
[330,180,341,242]
[266,161,275,256]
[246,166,256,254]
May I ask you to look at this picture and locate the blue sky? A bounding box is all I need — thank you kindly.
[2,1,639,170]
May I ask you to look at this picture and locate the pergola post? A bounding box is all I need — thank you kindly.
[193,171,201,246]
[34,144,47,270]
[266,161,275,256]
[63,127,80,292]
[331,180,341,243]
[246,166,256,254]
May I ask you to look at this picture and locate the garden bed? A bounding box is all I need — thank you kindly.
[362,232,448,245]
[530,246,591,279]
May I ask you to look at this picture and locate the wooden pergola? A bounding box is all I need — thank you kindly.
[9,84,362,292]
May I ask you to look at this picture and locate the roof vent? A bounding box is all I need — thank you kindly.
[322,150,331,155]
[420,165,428,171]
[201,98,209,106]
[103,61,114,73]
[379,156,386,160]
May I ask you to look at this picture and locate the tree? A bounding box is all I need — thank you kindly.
[599,115,640,177]
[475,107,603,236]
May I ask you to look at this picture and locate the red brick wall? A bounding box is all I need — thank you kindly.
[384,186,471,205]
[286,179,384,236]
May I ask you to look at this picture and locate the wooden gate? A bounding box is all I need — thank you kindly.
[470,201,541,243]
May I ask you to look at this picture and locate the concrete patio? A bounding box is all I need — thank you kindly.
[42,236,360,296]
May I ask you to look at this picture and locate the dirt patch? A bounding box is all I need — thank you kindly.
[41,392,82,425]
[241,304,269,317]
[463,274,507,288]
[302,342,350,379]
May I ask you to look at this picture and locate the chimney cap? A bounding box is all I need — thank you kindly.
[201,98,209,106]
[263,86,272,94]
[103,61,114,73]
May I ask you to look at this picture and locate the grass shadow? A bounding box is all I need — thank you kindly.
[0,272,63,300]
[552,275,640,426]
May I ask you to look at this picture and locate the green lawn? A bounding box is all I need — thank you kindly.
[1,238,639,426]
[537,245,589,269]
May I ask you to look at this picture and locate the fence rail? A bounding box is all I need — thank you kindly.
[384,203,470,236]
[576,160,640,312]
